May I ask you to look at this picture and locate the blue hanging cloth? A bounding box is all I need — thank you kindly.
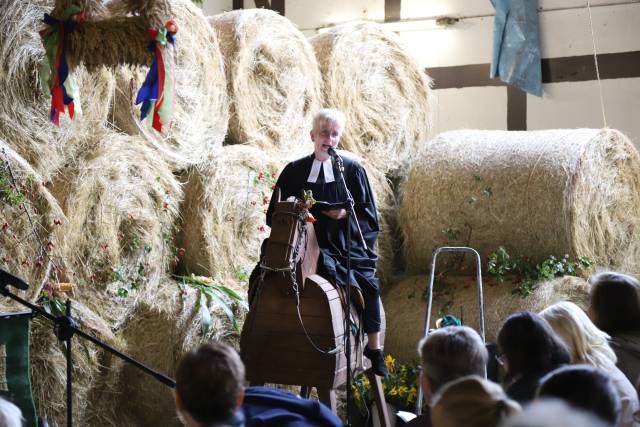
[490,0,543,97]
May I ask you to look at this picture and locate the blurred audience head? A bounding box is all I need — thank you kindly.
[499,399,610,427]
[589,271,640,335]
[497,311,571,381]
[537,365,620,426]
[0,397,23,427]
[540,301,617,371]
[431,376,520,427]
[418,325,488,402]
[175,342,245,426]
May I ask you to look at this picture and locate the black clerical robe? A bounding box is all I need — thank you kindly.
[266,153,381,332]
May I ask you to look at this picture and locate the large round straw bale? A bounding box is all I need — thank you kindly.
[176,144,285,279]
[53,132,182,327]
[310,21,432,176]
[209,9,321,151]
[382,274,590,362]
[116,277,244,427]
[101,0,229,166]
[400,129,640,275]
[0,0,116,180]
[0,141,66,307]
[30,300,124,427]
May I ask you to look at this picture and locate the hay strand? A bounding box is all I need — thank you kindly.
[210,9,321,151]
[54,132,182,327]
[176,144,284,279]
[0,0,116,180]
[310,21,433,176]
[74,0,230,166]
[400,129,640,276]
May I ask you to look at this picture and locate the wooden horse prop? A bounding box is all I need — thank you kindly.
[241,195,390,425]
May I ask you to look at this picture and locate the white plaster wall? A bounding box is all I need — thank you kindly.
[432,87,508,136]
[528,78,640,145]
[200,0,640,148]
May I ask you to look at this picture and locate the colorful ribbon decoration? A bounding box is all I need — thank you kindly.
[135,20,178,133]
[39,5,85,127]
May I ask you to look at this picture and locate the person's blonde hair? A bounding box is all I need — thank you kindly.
[312,108,346,133]
[539,301,617,372]
[431,376,520,427]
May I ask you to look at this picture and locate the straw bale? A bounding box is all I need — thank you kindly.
[0,0,117,180]
[400,129,640,276]
[79,0,230,166]
[53,132,182,327]
[176,144,285,279]
[0,141,67,309]
[209,9,321,151]
[310,21,433,176]
[30,299,124,427]
[117,277,245,427]
[382,274,590,362]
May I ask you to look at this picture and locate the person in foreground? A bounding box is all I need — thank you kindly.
[175,342,342,427]
[265,108,386,375]
[406,325,489,427]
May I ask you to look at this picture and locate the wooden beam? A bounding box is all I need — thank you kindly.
[428,63,505,90]
[507,86,527,131]
[428,50,640,90]
[542,51,640,83]
[254,0,285,15]
[385,0,401,22]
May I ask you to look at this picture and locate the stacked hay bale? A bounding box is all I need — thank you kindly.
[73,0,230,166]
[400,129,640,275]
[176,144,284,279]
[310,21,433,177]
[30,299,125,427]
[0,141,66,306]
[116,277,245,427]
[53,132,182,328]
[0,0,116,180]
[382,275,591,361]
[210,8,321,152]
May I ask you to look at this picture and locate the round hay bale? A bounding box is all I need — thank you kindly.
[310,21,433,176]
[382,274,590,362]
[54,132,182,327]
[0,0,116,180]
[117,277,244,427]
[400,129,640,276]
[209,9,321,151]
[103,0,229,166]
[176,144,285,279]
[0,141,67,307]
[30,299,124,427]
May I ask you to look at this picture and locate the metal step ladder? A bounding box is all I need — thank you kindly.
[415,246,486,415]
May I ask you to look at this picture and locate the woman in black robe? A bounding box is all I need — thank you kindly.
[265,109,387,376]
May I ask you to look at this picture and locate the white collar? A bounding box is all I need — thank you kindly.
[307,158,335,183]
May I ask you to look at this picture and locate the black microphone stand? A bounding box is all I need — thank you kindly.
[0,280,175,427]
[331,150,367,426]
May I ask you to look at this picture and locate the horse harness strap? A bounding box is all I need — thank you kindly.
[259,210,343,355]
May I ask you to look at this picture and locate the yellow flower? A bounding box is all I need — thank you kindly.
[389,386,398,396]
[398,386,409,396]
[385,354,396,371]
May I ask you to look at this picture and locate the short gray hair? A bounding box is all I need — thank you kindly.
[312,108,346,132]
[418,326,487,393]
[0,397,23,427]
